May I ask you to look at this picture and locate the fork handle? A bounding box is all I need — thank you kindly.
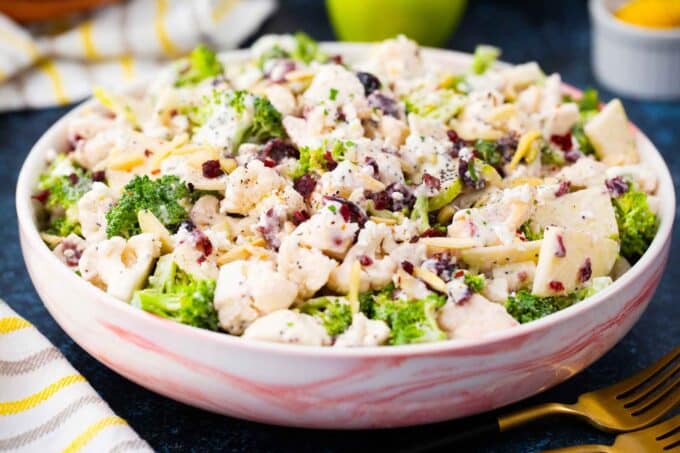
[543,445,612,453]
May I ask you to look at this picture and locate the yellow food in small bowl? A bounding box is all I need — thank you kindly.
[615,0,680,29]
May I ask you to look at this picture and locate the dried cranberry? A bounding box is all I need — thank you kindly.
[59,241,82,267]
[367,183,415,212]
[144,149,153,157]
[32,189,50,204]
[367,92,399,118]
[459,156,485,190]
[294,174,317,199]
[67,134,84,151]
[454,270,465,279]
[330,54,343,65]
[325,196,368,226]
[555,181,571,197]
[555,234,567,257]
[323,151,338,171]
[447,130,468,157]
[291,210,310,226]
[421,228,447,238]
[194,230,213,262]
[202,160,224,178]
[564,150,582,162]
[578,258,592,283]
[605,177,629,198]
[262,158,276,168]
[364,157,379,176]
[430,252,457,281]
[550,133,573,151]
[359,255,373,266]
[549,280,565,292]
[517,271,528,282]
[260,139,299,163]
[356,72,381,96]
[67,173,79,185]
[92,171,106,182]
[401,261,415,275]
[422,173,441,190]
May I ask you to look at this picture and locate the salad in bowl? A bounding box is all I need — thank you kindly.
[33,34,660,348]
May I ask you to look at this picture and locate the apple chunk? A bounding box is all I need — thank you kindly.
[532,226,618,297]
[584,99,638,166]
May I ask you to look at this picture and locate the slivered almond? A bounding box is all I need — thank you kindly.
[250,237,266,247]
[369,216,397,225]
[217,246,251,265]
[108,152,146,171]
[360,173,386,192]
[487,104,518,124]
[138,210,173,252]
[509,130,542,170]
[40,232,63,246]
[506,177,543,188]
[413,267,447,293]
[348,260,362,313]
[420,237,479,250]
[219,158,238,174]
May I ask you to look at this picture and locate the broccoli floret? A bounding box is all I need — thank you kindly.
[248,95,286,142]
[292,140,349,178]
[291,32,327,64]
[541,144,567,166]
[470,45,501,75]
[518,221,544,241]
[299,296,353,336]
[463,273,486,293]
[576,88,600,118]
[175,44,223,87]
[359,283,395,318]
[564,88,599,156]
[475,139,503,166]
[372,293,447,345]
[571,122,595,156]
[132,255,218,330]
[36,155,93,236]
[612,187,658,262]
[105,175,190,238]
[506,279,611,324]
[404,89,465,122]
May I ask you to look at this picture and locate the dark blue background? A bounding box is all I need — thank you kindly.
[2,1,678,451]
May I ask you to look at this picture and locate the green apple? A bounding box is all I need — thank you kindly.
[326,0,467,47]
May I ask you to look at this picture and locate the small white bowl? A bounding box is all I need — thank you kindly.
[590,0,680,100]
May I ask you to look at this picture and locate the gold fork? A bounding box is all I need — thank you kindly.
[404,346,680,452]
[545,413,680,452]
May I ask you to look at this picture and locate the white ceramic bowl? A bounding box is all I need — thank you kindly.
[16,44,675,429]
[590,0,680,100]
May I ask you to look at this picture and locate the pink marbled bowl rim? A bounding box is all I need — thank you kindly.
[15,43,676,358]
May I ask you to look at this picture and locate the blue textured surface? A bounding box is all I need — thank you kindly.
[2,1,678,451]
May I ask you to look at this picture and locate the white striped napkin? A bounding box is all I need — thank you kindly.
[0,0,276,112]
[0,300,152,453]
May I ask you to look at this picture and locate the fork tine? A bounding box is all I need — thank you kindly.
[615,346,680,400]
[631,380,680,417]
[623,360,680,407]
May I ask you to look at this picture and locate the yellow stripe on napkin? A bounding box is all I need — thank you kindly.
[155,0,180,57]
[0,317,31,334]
[0,374,86,415]
[62,416,127,453]
[37,60,70,105]
[79,20,99,60]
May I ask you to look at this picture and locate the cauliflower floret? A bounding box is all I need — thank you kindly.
[221,160,287,215]
[243,309,331,346]
[448,184,536,246]
[328,222,423,293]
[334,313,390,347]
[67,113,117,144]
[277,234,338,299]
[190,195,229,230]
[53,234,87,269]
[452,90,505,141]
[556,156,608,189]
[544,103,579,136]
[311,161,367,204]
[79,233,161,301]
[379,115,409,148]
[606,164,658,194]
[77,182,117,243]
[160,154,227,191]
[264,84,297,116]
[171,224,219,280]
[302,64,367,114]
[438,294,518,340]
[483,261,536,303]
[354,139,405,186]
[290,203,359,259]
[214,259,298,334]
[362,35,423,85]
